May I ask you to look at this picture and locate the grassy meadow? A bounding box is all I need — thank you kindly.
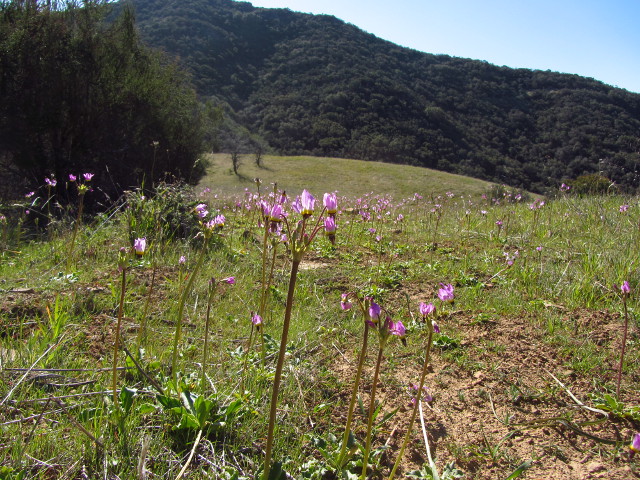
[201,154,494,199]
[0,156,639,480]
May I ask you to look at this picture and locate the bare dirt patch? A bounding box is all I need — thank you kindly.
[327,309,640,479]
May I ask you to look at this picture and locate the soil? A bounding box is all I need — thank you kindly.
[327,306,640,479]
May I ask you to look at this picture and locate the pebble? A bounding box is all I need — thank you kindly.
[587,461,605,474]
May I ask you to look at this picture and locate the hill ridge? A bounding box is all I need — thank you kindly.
[128,0,640,193]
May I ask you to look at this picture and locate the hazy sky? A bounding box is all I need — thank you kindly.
[241,0,640,94]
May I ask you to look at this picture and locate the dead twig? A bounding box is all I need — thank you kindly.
[546,370,609,417]
[1,339,62,407]
[175,429,203,480]
[54,398,104,449]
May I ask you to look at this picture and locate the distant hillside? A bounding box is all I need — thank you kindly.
[127,0,640,193]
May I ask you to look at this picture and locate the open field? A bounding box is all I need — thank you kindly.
[0,159,639,479]
[201,154,495,199]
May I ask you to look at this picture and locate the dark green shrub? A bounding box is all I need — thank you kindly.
[568,174,617,196]
[0,1,206,207]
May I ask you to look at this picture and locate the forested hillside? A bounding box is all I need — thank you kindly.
[134,0,639,191]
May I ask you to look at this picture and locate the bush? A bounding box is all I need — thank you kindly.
[568,174,617,196]
[125,181,201,245]
[0,1,207,207]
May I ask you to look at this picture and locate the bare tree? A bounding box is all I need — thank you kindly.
[230,151,242,175]
[254,144,263,168]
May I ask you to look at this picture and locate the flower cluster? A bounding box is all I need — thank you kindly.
[409,383,433,405]
[282,189,340,261]
[420,301,439,332]
[529,198,545,210]
[503,250,519,266]
[341,293,405,346]
[437,283,455,303]
[194,202,226,238]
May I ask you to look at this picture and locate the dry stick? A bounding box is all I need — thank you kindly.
[418,400,436,470]
[121,344,165,396]
[18,398,51,465]
[0,408,64,427]
[4,367,129,372]
[175,429,203,480]
[54,398,104,448]
[546,370,609,417]
[137,436,151,480]
[1,339,61,407]
[14,390,122,406]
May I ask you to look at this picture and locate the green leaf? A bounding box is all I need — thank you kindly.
[503,460,532,480]
[156,394,181,410]
[78,407,103,422]
[175,412,200,431]
[137,403,156,415]
[375,406,400,426]
[267,461,287,480]
[120,387,137,415]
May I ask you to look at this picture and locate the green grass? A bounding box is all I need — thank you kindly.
[1,160,639,480]
[201,153,494,199]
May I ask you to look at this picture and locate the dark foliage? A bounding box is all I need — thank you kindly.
[128,0,640,193]
[568,174,617,196]
[0,0,207,204]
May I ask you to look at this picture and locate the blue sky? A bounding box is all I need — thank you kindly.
[242,0,640,94]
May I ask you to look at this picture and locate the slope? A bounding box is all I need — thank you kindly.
[128,0,640,193]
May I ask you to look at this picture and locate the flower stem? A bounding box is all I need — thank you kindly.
[616,294,629,398]
[201,281,216,393]
[336,322,369,471]
[111,268,127,407]
[360,345,385,480]
[171,239,208,386]
[137,260,157,349]
[262,259,300,480]
[388,325,435,480]
[240,324,255,394]
[259,243,278,366]
[65,192,84,273]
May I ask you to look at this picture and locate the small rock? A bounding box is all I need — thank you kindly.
[587,461,605,474]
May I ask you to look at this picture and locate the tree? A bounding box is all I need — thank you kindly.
[0,0,206,203]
